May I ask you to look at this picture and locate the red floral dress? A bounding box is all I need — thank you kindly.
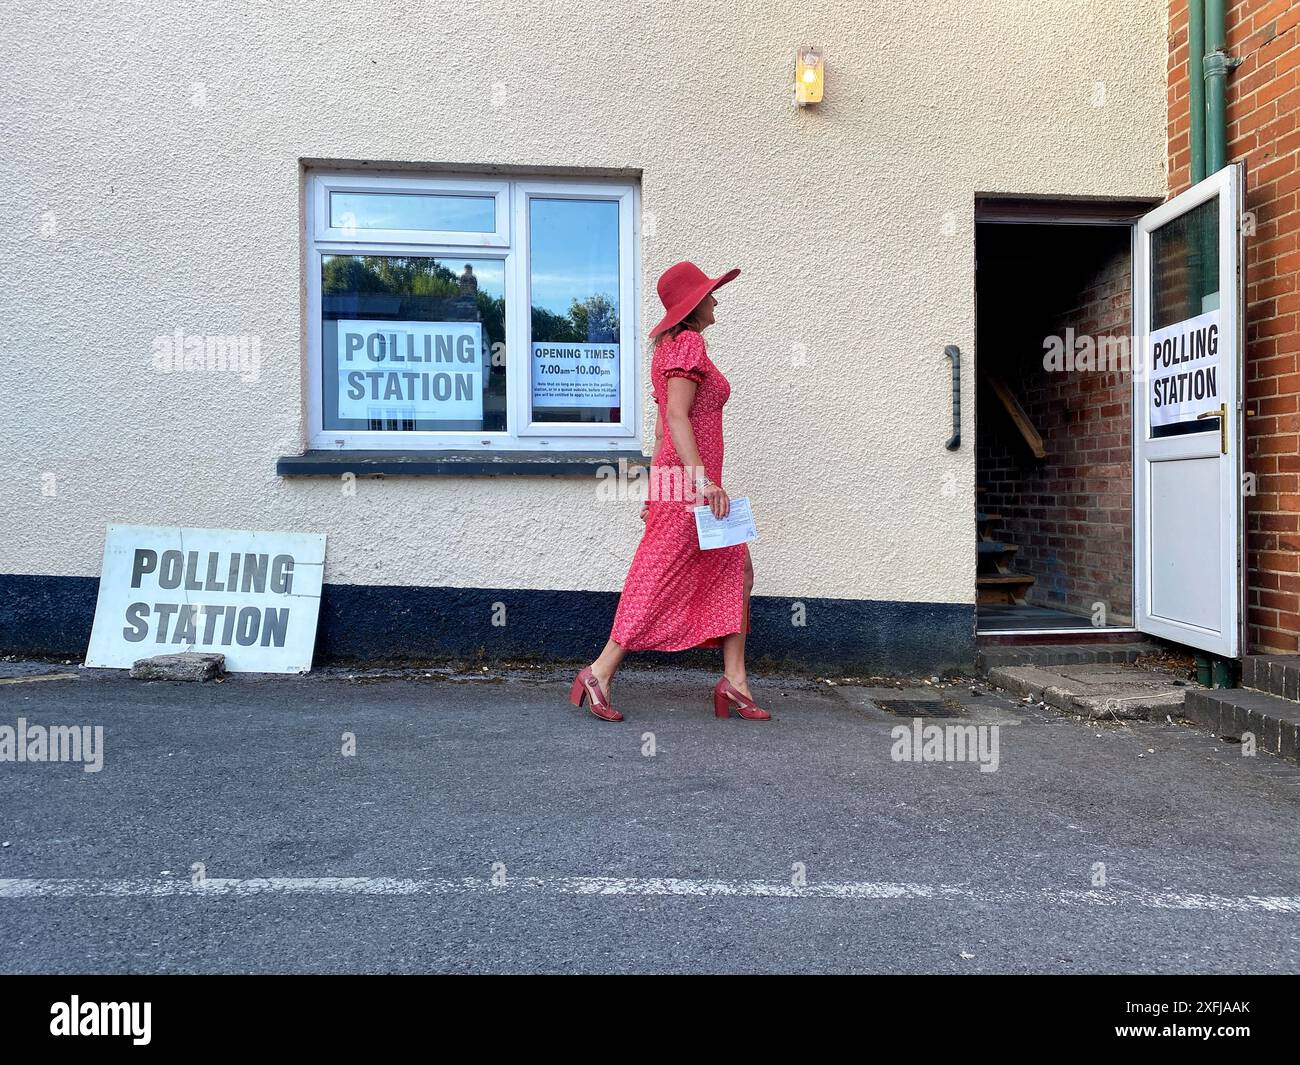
[610,329,748,651]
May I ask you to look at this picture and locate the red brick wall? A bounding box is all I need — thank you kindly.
[977,227,1134,624]
[1168,0,1300,652]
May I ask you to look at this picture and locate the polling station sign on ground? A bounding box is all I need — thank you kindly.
[337,320,484,422]
[531,342,620,408]
[1148,308,1222,427]
[85,526,326,673]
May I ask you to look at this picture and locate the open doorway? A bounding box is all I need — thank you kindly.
[974,211,1142,635]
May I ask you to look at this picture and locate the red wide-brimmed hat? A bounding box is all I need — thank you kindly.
[648,261,740,337]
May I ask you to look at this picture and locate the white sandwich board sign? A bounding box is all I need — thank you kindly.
[85,525,327,673]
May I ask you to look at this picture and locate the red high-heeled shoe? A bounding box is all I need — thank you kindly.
[570,666,623,722]
[713,677,771,720]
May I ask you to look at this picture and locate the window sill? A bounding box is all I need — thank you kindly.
[276,450,649,477]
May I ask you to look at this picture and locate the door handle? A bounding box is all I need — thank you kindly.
[944,345,960,451]
[1196,403,1228,455]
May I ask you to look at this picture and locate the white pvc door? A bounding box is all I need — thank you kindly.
[1133,164,1244,657]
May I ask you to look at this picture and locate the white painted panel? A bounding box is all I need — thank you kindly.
[1148,458,1219,630]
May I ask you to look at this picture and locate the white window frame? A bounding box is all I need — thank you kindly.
[513,180,640,439]
[312,172,510,247]
[305,170,640,452]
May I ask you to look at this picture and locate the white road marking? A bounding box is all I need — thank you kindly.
[0,876,1296,912]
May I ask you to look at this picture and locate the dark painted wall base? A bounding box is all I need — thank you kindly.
[0,573,975,675]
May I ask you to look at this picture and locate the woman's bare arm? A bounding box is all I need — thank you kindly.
[665,377,729,518]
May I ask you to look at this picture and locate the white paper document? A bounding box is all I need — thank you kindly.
[693,496,758,550]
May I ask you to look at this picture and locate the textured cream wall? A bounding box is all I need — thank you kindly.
[0,0,1167,603]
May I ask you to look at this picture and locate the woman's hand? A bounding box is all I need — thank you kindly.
[701,481,730,520]
[640,500,650,522]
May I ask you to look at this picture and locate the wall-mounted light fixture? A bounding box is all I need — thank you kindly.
[795,45,824,106]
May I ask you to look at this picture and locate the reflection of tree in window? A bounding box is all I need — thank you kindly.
[322,255,506,432]
[532,293,619,344]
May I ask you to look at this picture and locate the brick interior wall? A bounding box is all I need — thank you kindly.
[1169,0,1300,651]
[977,224,1134,624]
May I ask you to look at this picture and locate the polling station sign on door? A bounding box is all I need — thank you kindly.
[85,526,326,673]
[1147,309,1222,427]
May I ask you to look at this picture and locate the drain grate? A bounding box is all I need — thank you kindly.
[873,699,965,718]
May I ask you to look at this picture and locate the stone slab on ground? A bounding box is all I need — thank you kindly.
[986,663,1197,720]
[129,653,225,682]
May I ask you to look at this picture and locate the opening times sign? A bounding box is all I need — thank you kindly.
[531,342,620,408]
[1148,309,1222,427]
[337,320,484,422]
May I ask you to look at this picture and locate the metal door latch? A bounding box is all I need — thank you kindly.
[1196,403,1228,454]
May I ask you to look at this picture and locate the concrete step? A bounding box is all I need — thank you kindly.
[977,642,1161,672]
[1242,654,1300,701]
[985,661,1195,720]
[1183,687,1300,763]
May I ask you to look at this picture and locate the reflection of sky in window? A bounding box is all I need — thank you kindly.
[331,192,495,232]
[530,199,619,315]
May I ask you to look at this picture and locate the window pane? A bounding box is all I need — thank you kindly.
[1149,196,1219,438]
[321,255,506,432]
[329,191,496,233]
[1151,196,1219,330]
[528,198,621,424]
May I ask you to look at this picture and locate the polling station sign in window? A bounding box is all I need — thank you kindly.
[1148,308,1221,427]
[318,251,509,435]
[84,526,326,673]
[337,320,485,423]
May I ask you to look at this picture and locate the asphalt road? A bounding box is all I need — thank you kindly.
[0,663,1297,974]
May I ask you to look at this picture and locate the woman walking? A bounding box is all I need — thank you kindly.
[569,261,769,723]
